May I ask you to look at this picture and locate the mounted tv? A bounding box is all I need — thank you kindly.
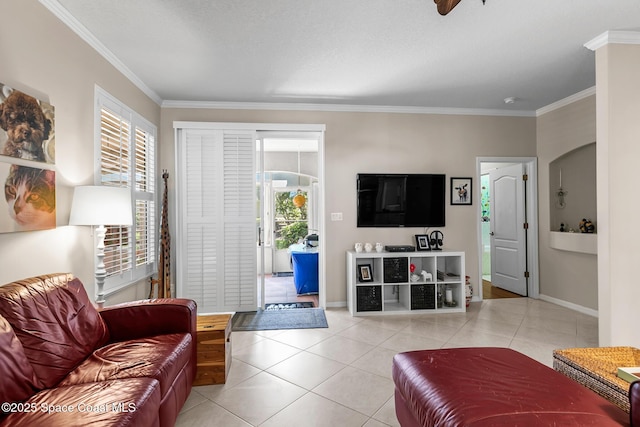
[357,173,445,227]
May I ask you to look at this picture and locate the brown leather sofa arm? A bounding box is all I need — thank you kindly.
[99,298,197,343]
[631,380,640,427]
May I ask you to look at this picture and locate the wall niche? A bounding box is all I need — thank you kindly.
[549,142,597,254]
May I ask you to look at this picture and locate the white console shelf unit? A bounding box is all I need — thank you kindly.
[347,250,466,316]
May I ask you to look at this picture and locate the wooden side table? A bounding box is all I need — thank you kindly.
[193,313,232,386]
[553,346,640,412]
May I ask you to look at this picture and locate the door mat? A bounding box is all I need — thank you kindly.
[232,308,328,331]
[265,302,314,310]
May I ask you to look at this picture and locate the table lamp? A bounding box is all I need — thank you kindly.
[69,186,133,308]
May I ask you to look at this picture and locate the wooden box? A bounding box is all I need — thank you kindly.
[193,313,232,386]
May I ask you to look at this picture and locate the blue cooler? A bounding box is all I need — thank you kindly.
[289,245,319,295]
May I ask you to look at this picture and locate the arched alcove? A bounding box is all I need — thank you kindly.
[549,142,597,254]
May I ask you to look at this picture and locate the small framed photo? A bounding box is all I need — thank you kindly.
[358,264,373,282]
[451,177,472,205]
[415,234,431,251]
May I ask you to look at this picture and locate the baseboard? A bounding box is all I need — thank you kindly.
[538,293,598,318]
[326,301,347,308]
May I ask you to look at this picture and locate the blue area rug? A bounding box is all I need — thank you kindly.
[232,307,328,331]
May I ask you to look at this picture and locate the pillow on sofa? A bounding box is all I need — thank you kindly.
[0,273,109,389]
[0,315,39,407]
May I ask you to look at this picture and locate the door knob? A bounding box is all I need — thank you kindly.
[490,232,495,236]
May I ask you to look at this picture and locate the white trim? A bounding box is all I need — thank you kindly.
[173,121,326,132]
[164,100,534,117]
[539,294,598,318]
[584,30,640,51]
[39,0,162,105]
[476,157,539,300]
[536,87,596,117]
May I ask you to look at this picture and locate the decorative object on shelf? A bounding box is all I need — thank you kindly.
[430,230,444,250]
[451,177,472,205]
[364,242,373,252]
[375,242,383,252]
[415,234,431,251]
[555,169,567,209]
[149,170,171,298]
[411,273,420,282]
[358,264,373,282]
[559,223,565,232]
[69,185,132,308]
[410,263,416,273]
[437,284,444,308]
[421,270,433,282]
[445,286,453,304]
[579,218,595,233]
[465,275,472,307]
[354,242,363,252]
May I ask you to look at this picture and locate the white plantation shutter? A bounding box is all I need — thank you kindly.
[177,128,257,312]
[96,87,156,291]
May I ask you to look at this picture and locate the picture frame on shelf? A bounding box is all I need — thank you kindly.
[451,177,472,205]
[415,234,431,251]
[358,264,373,282]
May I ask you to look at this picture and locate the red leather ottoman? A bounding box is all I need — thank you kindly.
[392,347,629,426]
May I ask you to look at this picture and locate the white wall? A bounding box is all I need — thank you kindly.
[594,42,640,347]
[0,0,160,304]
[536,95,599,311]
[161,108,536,305]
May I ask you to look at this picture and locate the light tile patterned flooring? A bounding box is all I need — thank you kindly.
[176,298,598,427]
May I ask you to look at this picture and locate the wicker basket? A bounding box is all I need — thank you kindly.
[553,346,640,412]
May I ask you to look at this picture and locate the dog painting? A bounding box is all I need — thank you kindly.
[0,84,55,164]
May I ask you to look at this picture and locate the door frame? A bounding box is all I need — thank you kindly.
[174,121,326,310]
[476,157,539,300]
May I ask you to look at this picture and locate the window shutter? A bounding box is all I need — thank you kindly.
[178,129,256,312]
[96,87,156,292]
[100,107,133,279]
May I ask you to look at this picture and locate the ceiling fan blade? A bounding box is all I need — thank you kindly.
[434,0,462,15]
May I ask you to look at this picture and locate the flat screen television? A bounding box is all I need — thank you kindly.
[357,173,446,227]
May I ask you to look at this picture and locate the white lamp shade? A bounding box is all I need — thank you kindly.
[69,186,133,226]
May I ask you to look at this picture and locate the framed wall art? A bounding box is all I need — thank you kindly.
[0,84,55,164]
[451,177,472,205]
[358,264,373,282]
[415,234,431,251]
[0,162,56,233]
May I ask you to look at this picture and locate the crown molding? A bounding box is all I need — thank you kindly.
[39,0,163,105]
[161,99,535,117]
[536,86,596,117]
[585,30,640,51]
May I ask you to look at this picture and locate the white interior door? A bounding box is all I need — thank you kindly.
[489,163,528,296]
[176,128,257,313]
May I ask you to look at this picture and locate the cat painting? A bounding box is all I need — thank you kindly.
[2,164,55,232]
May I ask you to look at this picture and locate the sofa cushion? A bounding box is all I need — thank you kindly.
[392,347,629,427]
[59,333,192,398]
[0,315,39,409]
[0,378,161,427]
[0,274,109,389]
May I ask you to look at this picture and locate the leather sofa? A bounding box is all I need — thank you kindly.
[0,273,197,427]
[393,347,634,426]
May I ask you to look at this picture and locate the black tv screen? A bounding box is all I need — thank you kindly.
[357,173,445,227]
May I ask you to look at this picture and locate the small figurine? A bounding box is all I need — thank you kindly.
[579,218,595,233]
[559,223,565,232]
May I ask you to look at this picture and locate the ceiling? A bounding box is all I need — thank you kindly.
[47,0,640,115]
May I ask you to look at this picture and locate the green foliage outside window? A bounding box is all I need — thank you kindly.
[274,191,308,249]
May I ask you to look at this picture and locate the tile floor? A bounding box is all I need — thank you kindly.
[176,297,598,427]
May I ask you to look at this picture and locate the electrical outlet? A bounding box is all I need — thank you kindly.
[330,212,343,221]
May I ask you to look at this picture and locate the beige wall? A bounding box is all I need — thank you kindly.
[162,109,536,305]
[594,43,640,347]
[0,0,160,304]
[537,96,598,310]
